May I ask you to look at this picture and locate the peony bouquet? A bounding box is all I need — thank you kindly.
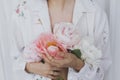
[23,22,102,80]
[23,22,102,67]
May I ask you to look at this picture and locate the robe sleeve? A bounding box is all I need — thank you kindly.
[68,5,112,80]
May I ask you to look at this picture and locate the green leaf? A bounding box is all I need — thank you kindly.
[56,77,64,80]
[68,49,82,59]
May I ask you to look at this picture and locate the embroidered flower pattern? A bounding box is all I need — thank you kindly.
[15,1,27,18]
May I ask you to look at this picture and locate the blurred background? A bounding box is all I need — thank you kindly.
[0,0,120,80]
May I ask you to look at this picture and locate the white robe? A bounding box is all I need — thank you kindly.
[10,0,111,80]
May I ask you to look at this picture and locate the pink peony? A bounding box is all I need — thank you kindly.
[23,43,42,62]
[34,33,67,59]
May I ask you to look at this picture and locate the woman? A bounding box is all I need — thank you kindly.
[10,0,111,80]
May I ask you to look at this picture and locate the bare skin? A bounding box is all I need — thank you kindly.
[25,62,63,79]
[48,0,75,32]
[25,0,85,80]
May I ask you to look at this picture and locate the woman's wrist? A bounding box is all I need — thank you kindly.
[25,62,42,74]
[73,58,85,72]
[25,62,32,73]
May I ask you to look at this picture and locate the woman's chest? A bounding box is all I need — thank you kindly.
[20,10,91,46]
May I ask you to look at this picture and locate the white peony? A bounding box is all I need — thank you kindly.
[75,37,102,66]
[53,22,80,49]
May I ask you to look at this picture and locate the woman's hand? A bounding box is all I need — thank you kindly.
[25,62,62,79]
[43,52,85,72]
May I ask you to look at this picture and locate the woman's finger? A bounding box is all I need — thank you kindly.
[46,52,54,61]
[52,67,62,71]
[47,71,60,79]
[42,54,51,63]
[43,54,59,67]
[45,75,56,79]
[43,53,52,62]
[51,71,60,76]
[42,55,52,65]
[58,52,66,57]
[43,52,69,68]
[42,54,64,68]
